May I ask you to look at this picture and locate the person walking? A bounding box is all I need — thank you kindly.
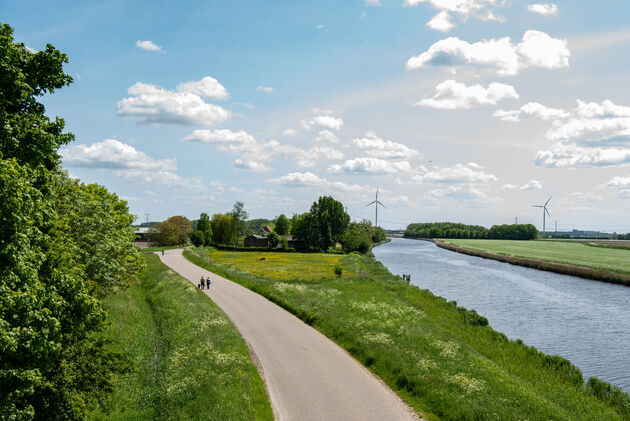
[206,276,211,288]
[199,276,205,289]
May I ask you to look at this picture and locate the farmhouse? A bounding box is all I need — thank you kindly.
[244,234,269,248]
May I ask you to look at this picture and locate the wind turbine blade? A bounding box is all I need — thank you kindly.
[376,201,386,208]
[532,205,543,208]
[545,208,551,217]
[366,201,376,207]
[545,196,552,206]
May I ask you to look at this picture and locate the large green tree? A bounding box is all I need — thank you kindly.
[148,216,192,246]
[228,201,249,240]
[197,212,213,245]
[1,23,137,420]
[274,214,290,236]
[310,196,350,250]
[211,213,237,245]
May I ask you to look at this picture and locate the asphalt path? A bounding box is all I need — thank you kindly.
[159,249,418,421]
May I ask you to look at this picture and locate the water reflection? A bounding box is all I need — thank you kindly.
[373,237,630,392]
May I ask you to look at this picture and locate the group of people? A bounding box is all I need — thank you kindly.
[198,276,211,290]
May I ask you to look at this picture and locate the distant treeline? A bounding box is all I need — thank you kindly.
[404,222,538,240]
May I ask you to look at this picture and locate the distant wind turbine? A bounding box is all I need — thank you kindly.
[532,196,551,235]
[366,188,386,227]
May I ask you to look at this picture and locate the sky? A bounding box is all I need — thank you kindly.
[5,0,630,232]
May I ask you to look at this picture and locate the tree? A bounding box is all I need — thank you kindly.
[310,196,350,250]
[267,232,280,248]
[197,212,213,245]
[274,214,290,236]
[291,212,320,251]
[148,216,192,246]
[211,213,237,245]
[189,230,205,247]
[228,201,249,240]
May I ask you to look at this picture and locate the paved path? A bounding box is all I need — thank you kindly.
[159,249,418,421]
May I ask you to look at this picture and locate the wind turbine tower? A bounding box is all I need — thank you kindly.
[532,197,551,235]
[366,188,386,227]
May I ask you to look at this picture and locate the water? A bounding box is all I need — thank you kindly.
[373,237,630,392]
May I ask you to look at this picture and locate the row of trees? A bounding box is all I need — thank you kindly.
[404,222,538,240]
[1,24,142,419]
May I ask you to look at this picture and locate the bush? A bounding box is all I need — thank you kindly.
[334,264,343,277]
[267,232,280,248]
[189,230,205,247]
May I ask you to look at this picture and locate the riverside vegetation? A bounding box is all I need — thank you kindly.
[184,246,630,420]
[89,253,272,421]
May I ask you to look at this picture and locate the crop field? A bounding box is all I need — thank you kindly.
[206,250,358,281]
[89,253,272,421]
[443,239,630,274]
[185,247,630,420]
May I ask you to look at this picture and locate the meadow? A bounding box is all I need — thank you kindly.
[443,239,630,274]
[88,253,272,421]
[185,247,630,420]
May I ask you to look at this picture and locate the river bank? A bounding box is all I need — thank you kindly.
[428,239,630,287]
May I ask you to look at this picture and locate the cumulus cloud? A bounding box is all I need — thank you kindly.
[328,157,411,175]
[177,76,229,100]
[234,159,271,172]
[502,180,543,190]
[184,129,255,144]
[600,176,630,189]
[314,130,340,143]
[117,80,231,126]
[365,0,381,5]
[427,185,495,203]
[417,80,518,109]
[136,40,163,52]
[414,162,497,183]
[282,129,298,137]
[352,131,419,159]
[407,30,570,76]
[266,171,373,194]
[256,86,274,93]
[535,143,630,167]
[61,139,203,190]
[527,3,559,17]
[494,102,570,122]
[427,11,454,32]
[61,139,175,171]
[301,115,344,131]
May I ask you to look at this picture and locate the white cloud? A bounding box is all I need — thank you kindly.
[427,185,493,202]
[316,24,324,29]
[407,30,569,76]
[301,115,344,131]
[256,86,274,93]
[527,3,559,17]
[266,171,372,194]
[365,0,381,5]
[136,40,163,52]
[481,10,505,22]
[282,129,298,137]
[415,162,497,183]
[61,139,175,171]
[117,80,231,126]
[494,102,570,122]
[314,130,340,143]
[328,157,411,175]
[502,180,542,190]
[427,11,454,32]
[567,192,602,203]
[352,131,419,159]
[234,159,272,172]
[184,129,255,144]
[177,76,229,100]
[535,143,630,167]
[417,80,518,109]
[601,176,630,189]
[61,139,204,190]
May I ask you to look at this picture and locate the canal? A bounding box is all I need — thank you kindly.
[373,237,630,392]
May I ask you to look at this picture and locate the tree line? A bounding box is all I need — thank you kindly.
[1,24,142,420]
[404,222,538,240]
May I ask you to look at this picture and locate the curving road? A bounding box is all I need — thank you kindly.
[158,249,418,421]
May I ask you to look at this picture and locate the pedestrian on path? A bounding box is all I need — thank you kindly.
[199,276,205,289]
[206,276,211,288]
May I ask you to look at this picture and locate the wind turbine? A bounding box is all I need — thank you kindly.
[532,196,551,235]
[366,188,386,227]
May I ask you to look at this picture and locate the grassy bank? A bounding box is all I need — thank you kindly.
[89,253,272,421]
[440,239,630,286]
[184,247,630,420]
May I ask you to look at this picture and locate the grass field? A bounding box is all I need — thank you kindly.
[89,253,272,421]
[185,247,630,421]
[443,239,630,274]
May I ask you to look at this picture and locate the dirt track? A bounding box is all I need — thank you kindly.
[159,249,418,421]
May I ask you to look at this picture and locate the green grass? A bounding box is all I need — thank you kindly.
[443,239,630,274]
[185,246,630,421]
[88,253,273,421]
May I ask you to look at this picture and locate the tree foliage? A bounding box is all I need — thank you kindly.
[211,213,237,245]
[196,212,213,245]
[404,222,538,240]
[228,201,248,238]
[0,24,139,419]
[189,230,206,247]
[274,214,290,236]
[267,232,280,248]
[148,216,192,246]
[291,196,350,251]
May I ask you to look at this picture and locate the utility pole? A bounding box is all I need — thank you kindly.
[555,220,558,232]
[144,213,150,225]
[514,217,518,224]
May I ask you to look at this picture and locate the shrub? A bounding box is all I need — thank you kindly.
[189,230,205,247]
[334,264,343,277]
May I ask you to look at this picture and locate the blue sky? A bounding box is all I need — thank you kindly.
[5,0,630,231]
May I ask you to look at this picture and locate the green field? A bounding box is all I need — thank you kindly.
[443,239,630,274]
[89,253,272,421]
[185,247,630,421]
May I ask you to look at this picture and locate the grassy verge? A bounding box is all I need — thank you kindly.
[184,246,630,420]
[89,253,273,421]
[438,239,630,286]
